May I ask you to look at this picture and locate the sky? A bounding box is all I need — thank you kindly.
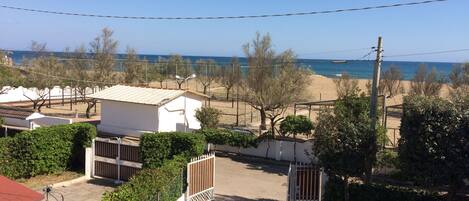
[0,0,468,62]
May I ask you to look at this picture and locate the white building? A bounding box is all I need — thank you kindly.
[0,105,73,136]
[89,85,208,137]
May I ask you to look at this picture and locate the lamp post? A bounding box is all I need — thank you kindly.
[175,74,196,132]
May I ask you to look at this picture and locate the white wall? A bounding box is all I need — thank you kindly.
[0,86,97,103]
[158,94,203,132]
[3,117,31,128]
[99,100,159,136]
[33,116,73,126]
[213,140,316,163]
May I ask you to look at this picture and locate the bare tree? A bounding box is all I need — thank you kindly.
[220,57,241,100]
[381,65,404,98]
[148,57,169,88]
[333,73,360,98]
[68,45,97,118]
[448,63,469,106]
[195,59,219,94]
[89,27,118,88]
[123,47,145,85]
[167,55,192,89]
[410,64,445,96]
[243,32,310,133]
[23,42,62,112]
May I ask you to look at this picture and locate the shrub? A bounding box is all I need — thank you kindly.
[196,128,258,148]
[0,123,96,178]
[279,115,314,137]
[399,96,468,199]
[195,107,221,129]
[324,176,444,201]
[140,132,205,168]
[102,155,186,201]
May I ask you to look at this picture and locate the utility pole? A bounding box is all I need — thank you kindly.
[371,37,383,134]
[367,36,383,183]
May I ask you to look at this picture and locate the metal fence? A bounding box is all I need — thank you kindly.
[92,137,142,182]
[186,152,216,201]
[287,162,323,201]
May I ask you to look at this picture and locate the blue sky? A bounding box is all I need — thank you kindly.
[0,0,468,62]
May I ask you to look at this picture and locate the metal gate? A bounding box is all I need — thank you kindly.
[92,137,142,182]
[287,162,323,201]
[186,152,215,201]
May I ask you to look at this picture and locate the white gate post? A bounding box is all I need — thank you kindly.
[91,139,96,178]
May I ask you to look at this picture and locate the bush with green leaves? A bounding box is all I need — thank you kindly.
[399,96,468,200]
[196,128,259,148]
[313,93,386,200]
[279,115,313,137]
[0,123,96,179]
[195,107,221,129]
[324,176,444,201]
[102,155,186,201]
[140,132,205,168]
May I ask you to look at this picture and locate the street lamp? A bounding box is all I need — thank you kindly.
[175,74,196,132]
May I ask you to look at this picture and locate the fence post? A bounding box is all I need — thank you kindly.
[91,139,95,178]
[115,137,122,184]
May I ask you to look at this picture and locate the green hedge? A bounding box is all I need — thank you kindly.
[102,155,186,201]
[324,176,444,201]
[140,132,205,168]
[196,128,259,148]
[0,123,96,179]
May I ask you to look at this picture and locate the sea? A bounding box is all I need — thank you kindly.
[7,50,461,80]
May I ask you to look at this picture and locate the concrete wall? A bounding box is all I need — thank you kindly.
[99,100,159,136]
[0,86,97,103]
[158,94,203,132]
[33,116,73,127]
[3,117,30,128]
[212,140,316,163]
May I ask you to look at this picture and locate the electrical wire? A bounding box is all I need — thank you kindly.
[384,48,469,58]
[0,0,448,20]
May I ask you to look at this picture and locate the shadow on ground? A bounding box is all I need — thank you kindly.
[85,179,119,188]
[216,152,289,176]
[216,194,279,201]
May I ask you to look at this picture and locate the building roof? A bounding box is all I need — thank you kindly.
[89,85,207,106]
[0,175,43,201]
[0,105,40,120]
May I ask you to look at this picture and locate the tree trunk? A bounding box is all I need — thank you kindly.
[85,100,97,118]
[203,86,207,94]
[270,118,276,139]
[260,109,267,130]
[159,81,163,88]
[344,177,350,201]
[178,82,182,89]
[226,88,231,100]
[62,88,64,106]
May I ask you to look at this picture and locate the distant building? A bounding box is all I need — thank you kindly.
[0,105,72,136]
[89,85,208,137]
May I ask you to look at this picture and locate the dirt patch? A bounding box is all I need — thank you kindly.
[17,171,83,191]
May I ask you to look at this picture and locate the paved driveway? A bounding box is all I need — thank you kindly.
[215,153,289,201]
[49,179,116,201]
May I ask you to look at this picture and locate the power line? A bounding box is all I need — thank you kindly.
[0,0,448,20]
[384,48,469,58]
[298,47,371,56]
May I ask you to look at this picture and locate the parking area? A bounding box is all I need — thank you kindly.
[50,179,116,201]
[215,153,290,201]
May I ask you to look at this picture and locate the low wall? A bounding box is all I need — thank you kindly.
[211,139,316,163]
[0,86,97,103]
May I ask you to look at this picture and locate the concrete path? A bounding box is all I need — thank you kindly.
[215,153,289,201]
[48,179,116,201]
